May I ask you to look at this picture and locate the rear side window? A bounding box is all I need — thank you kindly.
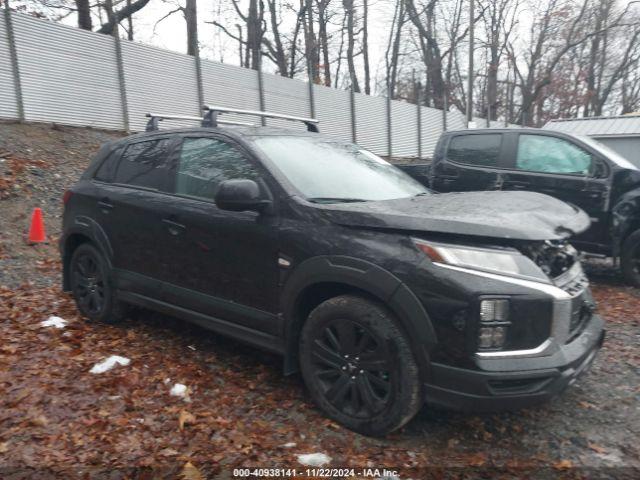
[175,137,261,201]
[94,147,122,182]
[112,138,172,190]
[447,134,502,167]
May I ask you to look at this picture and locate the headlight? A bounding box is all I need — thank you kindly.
[413,239,550,283]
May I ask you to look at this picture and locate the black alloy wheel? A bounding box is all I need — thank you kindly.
[69,243,126,323]
[300,295,423,436]
[72,250,105,316]
[310,320,394,419]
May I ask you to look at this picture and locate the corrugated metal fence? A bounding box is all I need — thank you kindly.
[1,11,474,159]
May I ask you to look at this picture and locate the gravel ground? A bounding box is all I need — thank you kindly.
[0,121,638,478]
[0,121,123,288]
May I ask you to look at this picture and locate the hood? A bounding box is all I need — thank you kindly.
[317,191,590,241]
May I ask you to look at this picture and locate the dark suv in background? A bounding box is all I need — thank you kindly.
[61,108,605,436]
[400,129,640,286]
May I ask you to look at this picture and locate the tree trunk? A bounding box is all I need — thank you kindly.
[185,0,198,57]
[404,0,445,108]
[75,0,92,31]
[126,0,133,40]
[266,0,289,76]
[362,0,371,94]
[317,0,332,86]
[343,0,360,92]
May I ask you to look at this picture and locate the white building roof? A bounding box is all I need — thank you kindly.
[544,114,640,137]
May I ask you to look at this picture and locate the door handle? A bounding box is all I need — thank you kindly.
[162,218,186,236]
[510,182,530,189]
[98,198,114,212]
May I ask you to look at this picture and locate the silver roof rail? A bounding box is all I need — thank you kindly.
[145,113,256,131]
[145,113,201,132]
[202,105,320,132]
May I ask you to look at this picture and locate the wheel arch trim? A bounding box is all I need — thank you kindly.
[281,255,437,379]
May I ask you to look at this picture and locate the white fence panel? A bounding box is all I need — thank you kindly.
[313,84,352,143]
[11,14,123,129]
[354,92,387,154]
[0,12,491,157]
[391,100,418,158]
[421,107,444,158]
[447,110,467,131]
[262,73,309,131]
[122,41,200,131]
[201,59,261,126]
[0,16,18,120]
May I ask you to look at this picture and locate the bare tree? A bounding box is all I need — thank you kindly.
[479,0,519,120]
[342,0,360,91]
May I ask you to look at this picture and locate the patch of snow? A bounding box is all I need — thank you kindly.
[281,442,296,448]
[170,383,189,399]
[41,316,67,329]
[296,453,332,467]
[89,355,130,374]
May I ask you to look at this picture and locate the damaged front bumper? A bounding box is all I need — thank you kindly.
[423,261,606,412]
[424,313,604,411]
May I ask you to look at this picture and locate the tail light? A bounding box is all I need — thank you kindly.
[62,190,73,205]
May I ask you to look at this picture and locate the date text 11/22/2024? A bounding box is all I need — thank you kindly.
[232,468,400,478]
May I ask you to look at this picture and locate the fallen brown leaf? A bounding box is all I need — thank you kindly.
[553,459,573,470]
[179,410,196,431]
[588,443,607,454]
[180,461,204,480]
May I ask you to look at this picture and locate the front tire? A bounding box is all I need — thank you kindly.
[69,243,127,323]
[299,295,423,436]
[621,229,640,287]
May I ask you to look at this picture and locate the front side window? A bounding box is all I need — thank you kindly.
[113,138,171,189]
[252,136,427,202]
[447,134,502,167]
[175,137,261,201]
[516,135,593,175]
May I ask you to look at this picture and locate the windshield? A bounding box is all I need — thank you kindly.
[252,136,428,202]
[576,135,638,170]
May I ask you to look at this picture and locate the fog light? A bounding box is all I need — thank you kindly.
[478,326,507,350]
[480,299,509,322]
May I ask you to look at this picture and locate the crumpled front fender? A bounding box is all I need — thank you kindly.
[611,188,640,256]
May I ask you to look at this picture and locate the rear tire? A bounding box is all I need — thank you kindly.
[621,229,640,287]
[69,243,128,323]
[299,295,423,436]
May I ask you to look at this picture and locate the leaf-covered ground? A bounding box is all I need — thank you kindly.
[0,274,638,479]
[1,122,639,478]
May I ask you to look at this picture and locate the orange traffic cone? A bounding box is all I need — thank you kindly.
[28,207,47,244]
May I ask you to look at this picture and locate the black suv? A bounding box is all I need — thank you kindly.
[402,129,640,286]
[61,109,605,436]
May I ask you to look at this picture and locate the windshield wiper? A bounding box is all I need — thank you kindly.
[307,197,369,204]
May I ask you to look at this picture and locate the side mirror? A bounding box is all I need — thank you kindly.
[215,179,270,213]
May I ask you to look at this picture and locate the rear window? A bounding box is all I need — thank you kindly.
[447,134,502,167]
[112,138,172,190]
